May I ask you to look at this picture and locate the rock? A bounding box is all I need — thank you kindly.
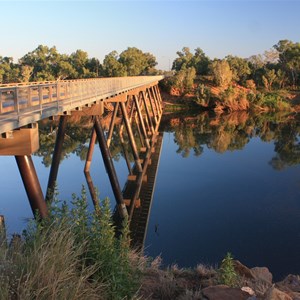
[265,286,293,300]
[276,274,300,293]
[251,267,273,284]
[241,286,255,296]
[234,260,255,279]
[202,285,250,300]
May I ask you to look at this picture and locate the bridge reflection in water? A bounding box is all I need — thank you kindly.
[0,76,164,248]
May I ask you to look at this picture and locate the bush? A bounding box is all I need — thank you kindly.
[218,252,238,287]
[0,187,141,300]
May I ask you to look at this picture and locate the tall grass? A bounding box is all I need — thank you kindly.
[0,187,142,300]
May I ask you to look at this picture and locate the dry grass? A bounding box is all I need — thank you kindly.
[0,221,106,300]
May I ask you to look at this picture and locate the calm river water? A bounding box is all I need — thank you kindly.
[1,111,300,280]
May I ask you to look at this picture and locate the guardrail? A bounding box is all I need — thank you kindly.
[0,76,164,134]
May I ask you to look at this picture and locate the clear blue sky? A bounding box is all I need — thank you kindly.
[1,0,299,70]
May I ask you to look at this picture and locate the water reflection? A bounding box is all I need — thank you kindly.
[145,110,300,280]
[161,111,300,170]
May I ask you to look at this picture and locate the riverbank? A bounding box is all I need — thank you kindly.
[161,86,300,114]
[139,258,300,299]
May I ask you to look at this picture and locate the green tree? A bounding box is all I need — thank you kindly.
[20,65,34,82]
[173,66,196,96]
[226,55,251,85]
[274,40,300,88]
[172,47,194,71]
[262,69,277,91]
[210,59,233,88]
[0,56,20,83]
[118,47,157,76]
[172,47,209,75]
[103,51,127,77]
[69,49,90,78]
[19,45,59,81]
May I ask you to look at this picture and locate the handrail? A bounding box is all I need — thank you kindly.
[0,75,164,134]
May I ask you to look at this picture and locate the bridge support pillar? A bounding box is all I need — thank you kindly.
[94,116,128,219]
[120,102,143,173]
[15,155,48,219]
[46,115,68,202]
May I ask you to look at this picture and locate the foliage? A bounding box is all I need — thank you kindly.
[172,66,196,96]
[0,188,142,299]
[195,83,212,107]
[210,59,233,88]
[226,55,251,85]
[218,252,238,287]
[0,45,158,83]
[172,47,209,75]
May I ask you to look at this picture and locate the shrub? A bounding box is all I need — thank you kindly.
[0,187,141,300]
[218,252,238,287]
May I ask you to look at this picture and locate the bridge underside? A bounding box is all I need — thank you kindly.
[1,80,164,245]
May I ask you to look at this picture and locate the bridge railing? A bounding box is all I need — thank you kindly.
[0,76,164,115]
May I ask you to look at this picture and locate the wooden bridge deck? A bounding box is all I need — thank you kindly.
[0,76,164,134]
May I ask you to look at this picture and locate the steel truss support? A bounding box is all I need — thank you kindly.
[93,116,128,218]
[141,91,155,135]
[46,115,68,202]
[15,155,48,218]
[107,102,119,148]
[120,102,143,173]
[133,95,150,149]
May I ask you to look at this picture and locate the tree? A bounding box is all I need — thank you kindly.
[226,55,251,85]
[19,45,59,81]
[0,56,20,83]
[103,51,127,77]
[173,66,196,95]
[192,47,210,75]
[274,40,300,88]
[20,65,33,82]
[119,47,157,76]
[172,47,193,71]
[172,47,209,75]
[210,59,233,88]
[70,50,90,78]
[262,69,277,91]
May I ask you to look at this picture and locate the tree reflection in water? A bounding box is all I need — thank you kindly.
[161,111,300,170]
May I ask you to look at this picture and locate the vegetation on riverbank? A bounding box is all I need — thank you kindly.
[162,40,300,113]
[1,187,299,299]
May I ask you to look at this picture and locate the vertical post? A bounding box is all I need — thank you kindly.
[151,86,161,117]
[14,87,19,116]
[28,86,32,108]
[84,127,97,172]
[119,130,133,175]
[84,171,99,209]
[120,102,143,173]
[141,91,155,134]
[93,116,128,218]
[154,85,163,113]
[46,116,68,202]
[146,89,158,126]
[133,95,150,148]
[15,155,48,219]
[107,102,119,148]
[39,86,43,113]
[135,115,145,148]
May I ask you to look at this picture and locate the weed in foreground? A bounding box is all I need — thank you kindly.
[0,186,142,300]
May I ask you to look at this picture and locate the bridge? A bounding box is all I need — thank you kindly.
[0,76,165,245]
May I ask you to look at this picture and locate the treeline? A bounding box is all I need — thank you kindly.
[169,40,300,92]
[0,45,160,84]
[165,40,300,112]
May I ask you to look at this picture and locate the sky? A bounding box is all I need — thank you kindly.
[0,0,299,70]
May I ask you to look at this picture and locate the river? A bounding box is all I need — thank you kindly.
[1,111,300,280]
